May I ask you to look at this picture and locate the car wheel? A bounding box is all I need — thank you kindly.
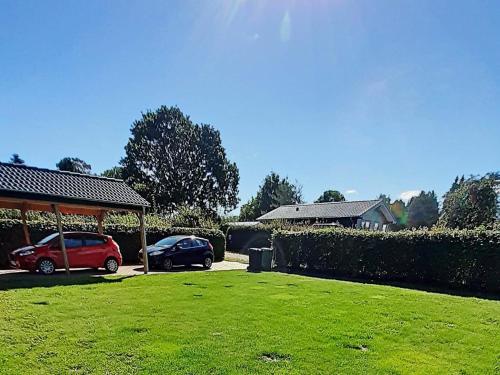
[104,257,119,273]
[163,257,173,271]
[203,256,213,269]
[38,258,56,275]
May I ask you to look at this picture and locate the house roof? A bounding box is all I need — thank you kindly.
[257,199,394,222]
[0,163,150,211]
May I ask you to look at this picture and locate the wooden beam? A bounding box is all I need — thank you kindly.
[97,211,106,235]
[20,206,32,245]
[53,204,70,275]
[139,207,149,274]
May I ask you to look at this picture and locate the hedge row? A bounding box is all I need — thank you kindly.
[272,228,500,293]
[225,224,272,253]
[0,220,225,267]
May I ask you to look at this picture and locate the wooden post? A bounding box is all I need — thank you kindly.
[53,204,70,275]
[139,207,149,274]
[97,211,106,235]
[20,206,32,245]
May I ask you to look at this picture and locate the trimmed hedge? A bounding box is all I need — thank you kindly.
[273,228,500,293]
[225,224,272,254]
[0,220,225,267]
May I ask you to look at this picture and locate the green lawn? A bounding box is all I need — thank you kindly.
[0,271,499,374]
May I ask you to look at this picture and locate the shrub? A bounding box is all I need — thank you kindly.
[225,221,325,253]
[225,224,273,253]
[0,209,172,227]
[273,228,500,293]
[170,206,217,229]
[0,220,225,267]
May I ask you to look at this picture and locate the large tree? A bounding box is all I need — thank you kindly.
[239,172,303,221]
[407,191,439,228]
[9,153,25,164]
[56,157,92,174]
[315,190,345,203]
[239,196,260,221]
[121,106,239,214]
[439,174,497,229]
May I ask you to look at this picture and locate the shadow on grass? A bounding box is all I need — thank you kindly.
[132,265,208,273]
[0,270,134,291]
[277,269,500,301]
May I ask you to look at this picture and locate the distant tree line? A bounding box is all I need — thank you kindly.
[4,105,498,230]
[239,172,303,221]
[376,172,498,230]
[238,171,498,231]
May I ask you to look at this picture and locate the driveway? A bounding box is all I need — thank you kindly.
[0,260,247,278]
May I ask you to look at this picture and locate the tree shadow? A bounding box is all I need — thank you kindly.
[0,269,135,291]
[277,269,500,301]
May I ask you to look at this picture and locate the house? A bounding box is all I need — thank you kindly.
[256,199,396,231]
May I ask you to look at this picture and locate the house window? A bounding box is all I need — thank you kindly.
[374,222,379,231]
[364,221,371,230]
[382,224,387,232]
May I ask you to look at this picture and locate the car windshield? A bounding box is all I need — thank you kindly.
[37,233,59,245]
[155,236,184,247]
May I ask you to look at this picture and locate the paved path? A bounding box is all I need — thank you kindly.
[224,252,249,264]
[0,260,247,278]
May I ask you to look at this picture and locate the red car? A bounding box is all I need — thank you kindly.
[9,232,122,275]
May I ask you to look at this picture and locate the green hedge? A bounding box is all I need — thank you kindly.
[0,220,225,267]
[225,224,272,253]
[273,228,500,293]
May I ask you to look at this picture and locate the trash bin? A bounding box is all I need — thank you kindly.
[260,248,273,271]
[248,248,262,272]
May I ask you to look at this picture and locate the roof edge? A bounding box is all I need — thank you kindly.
[276,199,382,208]
[0,162,124,182]
[0,189,150,209]
[358,199,384,216]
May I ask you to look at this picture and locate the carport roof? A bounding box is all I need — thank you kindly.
[0,162,149,214]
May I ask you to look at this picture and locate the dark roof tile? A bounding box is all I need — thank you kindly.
[0,163,149,209]
[257,200,382,221]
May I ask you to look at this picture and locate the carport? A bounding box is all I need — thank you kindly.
[0,163,151,274]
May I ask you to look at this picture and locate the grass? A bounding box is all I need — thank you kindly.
[0,271,499,374]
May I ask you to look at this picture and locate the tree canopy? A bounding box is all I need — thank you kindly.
[377,194,391,206]
[407,191,439,228]
[239,172,303,221]
[56,157,92,174]
[9,154,25,165]
[439,174,498,229]
[315,190,345,203]
[390,199,408,227]
[121,106,239,214]
[101,166,124,179]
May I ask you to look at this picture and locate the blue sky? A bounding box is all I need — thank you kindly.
[1,0,499,210]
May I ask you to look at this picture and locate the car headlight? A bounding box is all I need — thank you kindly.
[149,250,163,256]
[18,250,35,256]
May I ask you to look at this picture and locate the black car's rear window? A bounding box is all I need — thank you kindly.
[155,236,184,247]
[194,239,206,247]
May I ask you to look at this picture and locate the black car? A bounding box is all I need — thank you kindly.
[139,235,214,271]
